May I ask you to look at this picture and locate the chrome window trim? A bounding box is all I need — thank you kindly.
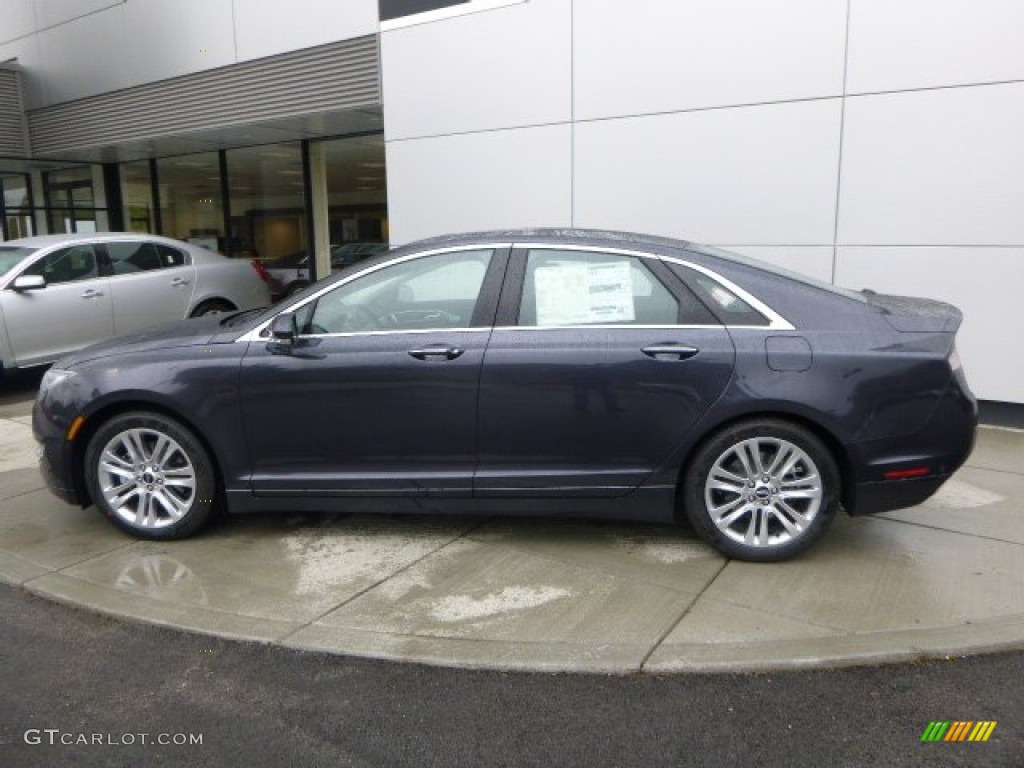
[237,240,795,342]
[236,243,510,342]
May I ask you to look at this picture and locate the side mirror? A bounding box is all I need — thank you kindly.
[269,312,297,343]
[12,275,46,292]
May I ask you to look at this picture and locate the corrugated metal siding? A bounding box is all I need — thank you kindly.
[0,68,28,156]
[27,36,379,156]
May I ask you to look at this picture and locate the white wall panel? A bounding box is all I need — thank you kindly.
[718,246,835,284]
[837,83,1024,246]
[573,100,842,245]
[574,0,847,121]
[33,0,119,30]
[0,0,36,44]
[235,0,378,62]
[34,6,128,105]
[847,0,1024,94]
[121,0,235,84]
[385,125,571,244]
[835,247,1024,403]
[381,0,570,140]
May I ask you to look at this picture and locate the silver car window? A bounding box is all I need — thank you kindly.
[23,245,100,285]
[0,246,37,276]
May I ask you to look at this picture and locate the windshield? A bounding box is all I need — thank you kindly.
[689,244,867,303]
[0,246,38,276]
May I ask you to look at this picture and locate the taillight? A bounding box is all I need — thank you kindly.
[250,259,272,284]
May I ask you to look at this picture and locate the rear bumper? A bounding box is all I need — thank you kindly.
[846,380,977,516]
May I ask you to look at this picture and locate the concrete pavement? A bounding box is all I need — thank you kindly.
[1,386,1022,673]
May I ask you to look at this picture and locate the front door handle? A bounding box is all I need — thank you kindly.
[80,289,104,299]
[408,345,464,361]
[642,344,699,360]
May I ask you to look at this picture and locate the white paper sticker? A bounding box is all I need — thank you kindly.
[534,261,635,326]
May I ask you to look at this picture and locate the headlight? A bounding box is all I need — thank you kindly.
[39,368,77,395]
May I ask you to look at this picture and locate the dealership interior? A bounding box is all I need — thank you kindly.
[0,132,388,276]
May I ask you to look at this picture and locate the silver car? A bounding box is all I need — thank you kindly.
[0,233,272,370]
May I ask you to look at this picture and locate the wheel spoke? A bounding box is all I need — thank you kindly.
[133,429,156,463]
[768,503,803,536]
[773,499,810,532]
[151,434,175,468]
[100,454,135,481]
[153,489,188,520]
[766,443,794,477]
[710,495,745,523]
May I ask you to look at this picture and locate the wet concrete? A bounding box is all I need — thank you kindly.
[2,390,1022,673]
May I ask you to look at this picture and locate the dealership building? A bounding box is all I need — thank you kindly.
[1,0,1021,404]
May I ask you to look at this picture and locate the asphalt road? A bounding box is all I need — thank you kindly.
[0,583,1019,768]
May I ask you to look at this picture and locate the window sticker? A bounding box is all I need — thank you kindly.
[534,261,635,326]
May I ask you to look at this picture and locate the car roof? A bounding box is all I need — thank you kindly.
[397,228,693,254]
[4,232,196,249]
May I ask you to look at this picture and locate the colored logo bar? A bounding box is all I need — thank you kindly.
[921,721,997,742]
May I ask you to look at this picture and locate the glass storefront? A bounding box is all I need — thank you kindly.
[121,160,155,233]
[323,135,389,270]
[155,152,225,253]
[1,173,35,240]
[227,143,307,262]
[45,166,104,234]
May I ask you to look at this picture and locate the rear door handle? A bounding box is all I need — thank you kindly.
[408,345,464,361]
[171,277,190,287]
[642,344,699,360]
[80,289,104,299]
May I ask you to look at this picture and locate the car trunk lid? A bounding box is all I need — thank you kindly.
[862,291,963,333]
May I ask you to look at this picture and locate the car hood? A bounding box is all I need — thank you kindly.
[57,316,230,368]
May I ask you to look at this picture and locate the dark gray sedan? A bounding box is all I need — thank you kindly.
[32,230,976,561]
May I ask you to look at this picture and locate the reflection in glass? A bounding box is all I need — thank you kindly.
[45,166,99,234]
[121,160,155,233]
[321,135,388,273]
[227,143,306,262]
[156,153,224,253]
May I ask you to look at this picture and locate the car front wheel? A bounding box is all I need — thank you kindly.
[683,419,840,562]
[84,411,218,539]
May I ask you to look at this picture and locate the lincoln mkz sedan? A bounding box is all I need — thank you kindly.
[33,230,976,561]
[0,233,272,372]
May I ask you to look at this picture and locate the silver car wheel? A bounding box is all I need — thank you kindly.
[97,427,197,530]
[704,437,823,549]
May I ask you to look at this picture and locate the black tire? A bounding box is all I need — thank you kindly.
[682,419,840,562]
[84,411,218,540]
[191,299,235,317]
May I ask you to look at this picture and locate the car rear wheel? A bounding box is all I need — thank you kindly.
[683,419,840,562]
[84,411,217,539]
[191,299,235,317]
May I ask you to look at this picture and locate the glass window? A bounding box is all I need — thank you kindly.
[121,161,155,233]
[519,249,680,327]
[0,246,37,275]
[686,271,770,327]
[45,166,100,235]
[321,135,388,272]
[106,241,188,274]
[227,143,306,263]
[1,173,35,241]
[156,153,225,253]
[24,245,99,285]
[304,249,492,334]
